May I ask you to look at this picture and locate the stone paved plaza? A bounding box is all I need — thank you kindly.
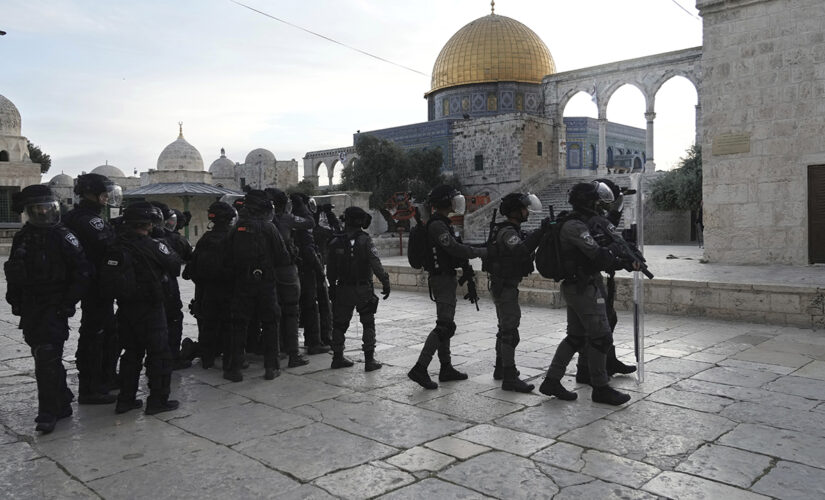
[2,253,825,499]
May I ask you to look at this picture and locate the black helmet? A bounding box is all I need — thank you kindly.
[74,173,123,207]
[499,192,542,219]
[244,190,273,216]
[568,183,600,212]
[428,184,466,214]
[150,201,177,231]
[172,209,191,229]
[123,201,162,225]
[343,206,372,229]
[265,188,290,213]
[208,201,237,224]
[14,185,60,227]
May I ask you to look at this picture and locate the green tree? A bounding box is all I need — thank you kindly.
[650,145,702,211]
[292,179,317,196]
[27,141,51,174]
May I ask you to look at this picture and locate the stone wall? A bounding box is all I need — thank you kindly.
[697,0,825,264]
[645,208,692,244]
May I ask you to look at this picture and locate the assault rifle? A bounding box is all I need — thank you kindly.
[590,218,654,279]
[458,264,480,311]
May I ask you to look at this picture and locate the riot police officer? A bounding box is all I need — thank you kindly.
[109,202,182,414]
[5,185,91,433]
[408,185,486,390]
[313,203,340,347]
[223,191,291,381]
[63,173,122,404]
[185,201,236,369]
[266,188,310,368]
[486,192,546,393]
[326,206,391,370]
[539,182,632,406]
[290,192,331,354]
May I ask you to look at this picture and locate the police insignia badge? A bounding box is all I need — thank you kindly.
[89,217,105,231]
[581,232,596,246]
[438,233,451,247]
[506,234,520,247]
[65,233,80,247]
[371,245,380,257]
[158,242,171,255]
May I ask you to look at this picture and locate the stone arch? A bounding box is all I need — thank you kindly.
[317,163,330,186]
[650,69,700,98]
[558,87,598,117]
[602,80,647,118]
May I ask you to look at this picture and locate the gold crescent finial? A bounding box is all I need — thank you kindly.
[491,0,495,14]
[178,121,184,138]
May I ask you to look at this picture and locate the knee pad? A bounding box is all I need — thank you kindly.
[499,328,519,347]
[435,320,456,341]
[589,335,611,353]
[561,335,586,352]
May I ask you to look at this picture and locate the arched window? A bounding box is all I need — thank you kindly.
[0,150,9,162]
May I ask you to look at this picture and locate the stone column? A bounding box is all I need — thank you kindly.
[598,116,608,176]
[644,111,656,172]
[558,120,567,178]
[694,104,702,148]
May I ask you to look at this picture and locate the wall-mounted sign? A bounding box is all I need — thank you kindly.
[712,133,751,155]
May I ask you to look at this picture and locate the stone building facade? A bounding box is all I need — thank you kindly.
[697,0,825,265]
[210,147,299,192]
[0,95,43,226]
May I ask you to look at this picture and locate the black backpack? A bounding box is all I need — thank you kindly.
[535,211,574,282]
[99,241,140,301]
[407,207,432,271]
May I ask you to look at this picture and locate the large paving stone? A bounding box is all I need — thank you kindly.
[33,417,216,482]
[366,379,460,405]
[222,372,352,409]
[150,381,250,420]
[169,401,312,445]
[294,393,468,448]
[607,400,736,441]
[719,423,825,469]
[765,375,825,401]
[306,363,409,392]
[454,423,554,457]
[530,441,659,489]
[644,356,714,378]
[0,454,97,499]
[233,422,396,481]
[561,419,705,470]
[691,366,781,388]
[676,444,773,488]
[555,479,660,500]
[424,436,490,459]
[673,378,818,410]
[438,451,559,499]
[417,390,524,423]
[643,471,771,500]
[494,398,614,439]
[87,445,302,499]
[313,461,415,499]
[646,387,735,413]
[729,348,812,370]
[604,371,678,395]
[531,442,586,471]
[752,460,825,500]
[721,401,825,437]
[377,478,495,499]
[385,446,456,473]
[792,360,825,380]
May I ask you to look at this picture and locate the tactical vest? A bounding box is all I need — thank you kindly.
[230,219,276,283]
[5,226,70,296]
[427,214,460,274]
[329,230,370,285]
[487,222,534,278]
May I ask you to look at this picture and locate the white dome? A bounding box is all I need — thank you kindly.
[209,147,236,178]
[0,94,22,136]
[48,173,74,187]
[245,148,275,167]
[157,125,204,171]
[91,164,126,178]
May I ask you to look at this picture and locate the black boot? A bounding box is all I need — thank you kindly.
[306,343,332,355]
[34,415,57,434]
[539,378,578,400]
[145,399,180,415]
[607,346,636,375]
[592,385,631,406]
[331,352,354,369]
[264,368,280,380]
[439,365,468,382]
[223,370,243,382]
[364,350,382,372]
[115,398,143,414]
[288,353,310,367]
[493,358,519,381]
[408,363,438,389]
[501,367,534,393]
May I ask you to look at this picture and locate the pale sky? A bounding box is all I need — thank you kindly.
[1,0,702,182]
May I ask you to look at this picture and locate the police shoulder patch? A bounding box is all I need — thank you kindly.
[371,245,380,257]
[505,234,521,247]
[580,232,597,247]
[89,217,105,231]
[437,232,451,247]
[65,233,80,248]
[158,242,171,255]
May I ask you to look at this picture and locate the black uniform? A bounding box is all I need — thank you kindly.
[290,196,328,351]
[327,227,390,364]
[224,214,291,378]
[273,211,313,365]
[153,227,192,366]
[115,230,182,411]
[487,220,543,389]
[5,223,91,429]
[63,199,117,398]
[313,208,341,345]
[409,213,485,388]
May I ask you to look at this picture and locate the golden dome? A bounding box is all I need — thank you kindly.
[428,14,555,95]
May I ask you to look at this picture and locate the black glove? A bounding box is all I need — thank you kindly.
[381,283,391,300]
[56,304,76,319]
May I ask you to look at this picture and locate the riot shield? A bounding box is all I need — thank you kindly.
[631,172,646,384]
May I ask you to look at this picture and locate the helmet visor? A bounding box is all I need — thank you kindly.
[594,182,615,204]
[25,201,60,227]
[102,184,123,208]
[450,194,466,215]
[525,193,542,213]
[164,213,178,232]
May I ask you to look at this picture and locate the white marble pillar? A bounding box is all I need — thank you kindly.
[644,111,656,172]
[598,117,608,175]
[694,104,702,148]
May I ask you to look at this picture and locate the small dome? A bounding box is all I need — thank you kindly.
[428,14,555,96]
[48,173,74,187]
[91,163,126,178]
[0,94,22,136]
[157,124,204,171]
[209,147,236,178]
[245,148,275,167]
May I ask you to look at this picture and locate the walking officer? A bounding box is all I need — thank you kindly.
[5,185,91,433]
[485,192,546,393]
[408,185,486,390]
[63,173,122,404]
[539,182,633,406]
[326,206,391,370]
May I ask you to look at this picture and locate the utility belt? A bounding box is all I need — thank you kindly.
[336,279,373,286]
